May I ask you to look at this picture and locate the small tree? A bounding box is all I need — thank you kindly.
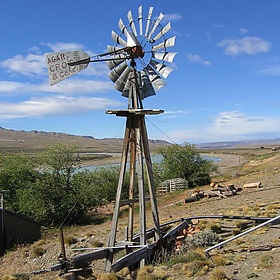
[155,144,217,187]
[0,152,38,211]
[17,144,82,225]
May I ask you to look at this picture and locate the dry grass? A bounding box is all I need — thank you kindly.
[211,254,228,266]
[97,272,118,280]
[258,255,274,269]
[30,240,46,257]
[136,265,167,280]
[208,267,228,280]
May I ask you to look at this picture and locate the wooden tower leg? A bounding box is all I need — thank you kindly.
[140,116,161,240]
[127,128,136,242]
[105,117,132,271]
[135,116,146,248]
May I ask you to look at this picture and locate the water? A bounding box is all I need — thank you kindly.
[79,153,220,172]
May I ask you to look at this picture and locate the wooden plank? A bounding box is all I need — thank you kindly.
[112,222,189,273]
[163,221,189,239]
[118,197,150,207]
[132,229,155,243]
[71,248,109,267]
[106,109,164,116]
[111,241,159,272]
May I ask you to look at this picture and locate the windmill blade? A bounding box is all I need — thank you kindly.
[122,72,134,98]
[145,65,166,91]
[106,45,127,70]
[108,61,128,83]
[45,50,90,86]
[127,10,137,36]
[138,6,143,35]
[152,36,176,51]
[153,51,177,63]
[114,66,132,92]
[139,70,156,99]
[126,31,141,47]
[150,59,174,79]
[153,22,171,42]
[147,13,164,40]
[118,18,128,37]
[106,57,126,70]
[111,30,127,47]
[107,45,123,53]
[145,7,154,37]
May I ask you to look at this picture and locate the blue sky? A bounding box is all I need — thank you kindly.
[1,0,279,144]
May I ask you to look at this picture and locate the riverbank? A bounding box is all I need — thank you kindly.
[81,152,244,175]
[202,153,245,174]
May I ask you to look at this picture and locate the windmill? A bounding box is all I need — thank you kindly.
[45,6,176,271]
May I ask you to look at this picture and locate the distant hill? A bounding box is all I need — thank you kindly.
[0,127,169,153]
[1,126,279,152]
[195,138,280,149]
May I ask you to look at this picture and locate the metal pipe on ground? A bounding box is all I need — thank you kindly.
[205,214,280,256]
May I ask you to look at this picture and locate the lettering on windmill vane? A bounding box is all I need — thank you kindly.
[47,52,87,82]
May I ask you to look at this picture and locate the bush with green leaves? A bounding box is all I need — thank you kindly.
[0,144,126,226]
[155,144,217,187]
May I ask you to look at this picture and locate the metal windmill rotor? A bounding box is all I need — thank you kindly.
[106,6,176,102]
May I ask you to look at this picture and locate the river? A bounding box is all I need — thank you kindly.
[79,154,221,172]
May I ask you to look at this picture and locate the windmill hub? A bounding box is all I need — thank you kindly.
[127,46,145,59]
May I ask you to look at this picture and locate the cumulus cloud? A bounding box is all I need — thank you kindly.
[187,54,211,65]
[165,111,280,143]
[218,36,271,56]
[0,96,123,120]
[0,54,46,76]
[42,79,112,94]
[0,79,112,95]
[44,42,85,52]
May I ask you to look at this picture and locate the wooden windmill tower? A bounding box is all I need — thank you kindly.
[45,6,176,271]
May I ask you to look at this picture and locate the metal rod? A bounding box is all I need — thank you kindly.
[68,57,127,66]
[205,214,280,255]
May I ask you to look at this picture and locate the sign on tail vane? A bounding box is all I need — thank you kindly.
[45,50,90,85]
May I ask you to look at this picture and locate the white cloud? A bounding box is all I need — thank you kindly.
[260,65,280,76]
[240,28,249,34]
[0,54,46,76]
[0,96,123,120]
[187,54,211,66]
[218,37,271,56]
[0,79,112,95]
[1,44,109,79]
[163,13,182,23]
[165,111,280,143]
[42,79,113,94]
[163,110,191,118]
[44,42,85,52]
